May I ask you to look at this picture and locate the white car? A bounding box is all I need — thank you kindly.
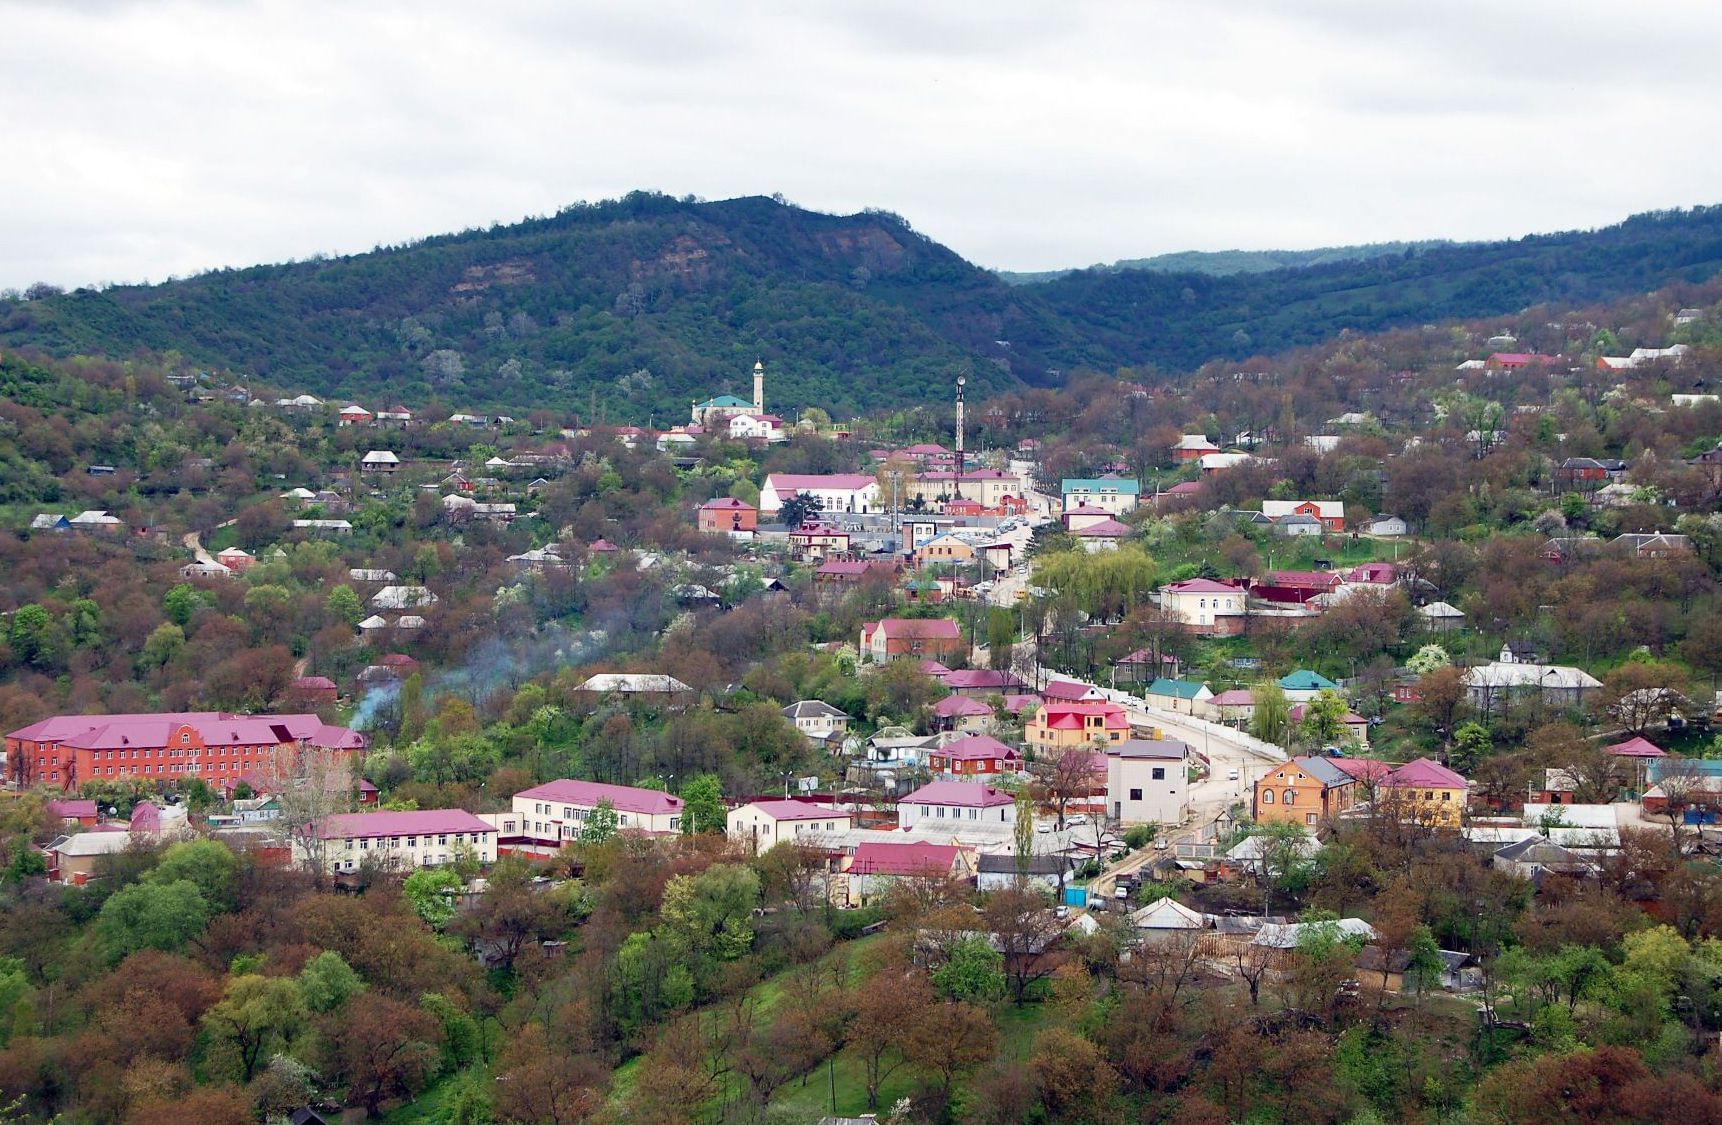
[1227,769,1239,781]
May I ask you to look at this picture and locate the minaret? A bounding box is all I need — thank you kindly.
[955,375,966,501]
[752,360,765,414]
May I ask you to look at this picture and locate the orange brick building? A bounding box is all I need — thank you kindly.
[6,712,367,792]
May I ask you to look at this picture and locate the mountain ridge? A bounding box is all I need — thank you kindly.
[4,193,1722,420]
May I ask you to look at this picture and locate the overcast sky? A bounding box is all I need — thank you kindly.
[4,0,1721,290]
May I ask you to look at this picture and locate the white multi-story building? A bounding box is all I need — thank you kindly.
[759,474,880,516]
[306,809,498,874]
[1105,738,1193,826]
[499,779,685,853]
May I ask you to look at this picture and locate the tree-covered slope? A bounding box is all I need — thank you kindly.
[6,195,1722,419]
[1030,206,1722,369]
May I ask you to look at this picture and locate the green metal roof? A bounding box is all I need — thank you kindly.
[1279,670,1338,691]
[1147,678,1208,699]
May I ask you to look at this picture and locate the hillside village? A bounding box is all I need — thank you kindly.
[5,272,1722,1120]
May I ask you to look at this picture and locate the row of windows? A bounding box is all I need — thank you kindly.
[341,854,449,870]
[343,832,484,850]
[87,764,242,778]
[1261,790,1298,805]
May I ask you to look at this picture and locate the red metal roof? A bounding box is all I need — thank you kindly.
[900,780,1015,808]
[934,735,1020,761]
[516,779,683,816]
[741,800,846,821]
[1606,736,1667,758]
[7,712,364,751]
[932,695,993,718]
[869,618,961,640]
[318,808,494,840]
[1164,578,1242,594]
[1384,758,1469,789]
[850,840,961,877]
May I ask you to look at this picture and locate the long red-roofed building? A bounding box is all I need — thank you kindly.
[306,808,497,874]
[5,712,367,792]
[494,778,685,855]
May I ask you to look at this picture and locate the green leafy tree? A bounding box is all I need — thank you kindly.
[932,936,1008,1003]
[1250,680,1291,747]
[1450,721,1493,774]
[778,491,822,530]
[577,799,619,845]
[163,583,200,627]
[145,838,239,909]
[5,605,60,670]
[299,949,366,1013]
[66,598,101,647]
[326,584,365,627]
[139,622,185,669]
[1297,690,1353,750]
[659,864,760,966]
[403,867,463,929]
[94,879,210,961]
[202,973,306,1083]
[679,774,726,834]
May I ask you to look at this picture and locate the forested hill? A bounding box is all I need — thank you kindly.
[994,239,1460,284]
[0,193,1074,420]
[1027,206,1722,371]
[5,194,1722,419]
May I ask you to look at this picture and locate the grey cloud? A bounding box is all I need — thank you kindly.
[1,0,1720,289]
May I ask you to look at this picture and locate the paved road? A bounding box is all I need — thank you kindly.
[1042,668,1290,897]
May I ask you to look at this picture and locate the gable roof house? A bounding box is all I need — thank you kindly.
[860,617,963,664]
[1254,756,1356,827]
[927,734,1021,777]
[1261,499,1345,532]
[1158,578,1248,637]
[1278,669,1339,701]
[1060,477,1141,515]
[1143,678,1214,716]
[359,450,400,473]
[782,700,850,747]
[1171,434,1221,462]
[898,780,1017,828]
[930,694,996,733]
[1462,662,1602,715]
[1026,701,1131,751]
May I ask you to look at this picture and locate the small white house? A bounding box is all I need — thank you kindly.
[360,450,400,473]
[897,781,1016,829]
[782,700,850,747]
[727,800,852,854]
[1367,515,1409,537]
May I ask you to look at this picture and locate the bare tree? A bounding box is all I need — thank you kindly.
[1652,757,1711,855]
[263,744,357,883]
[1029,746,1104,831]
[983,886,1065,1006]
[1233,941,1272,1007]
